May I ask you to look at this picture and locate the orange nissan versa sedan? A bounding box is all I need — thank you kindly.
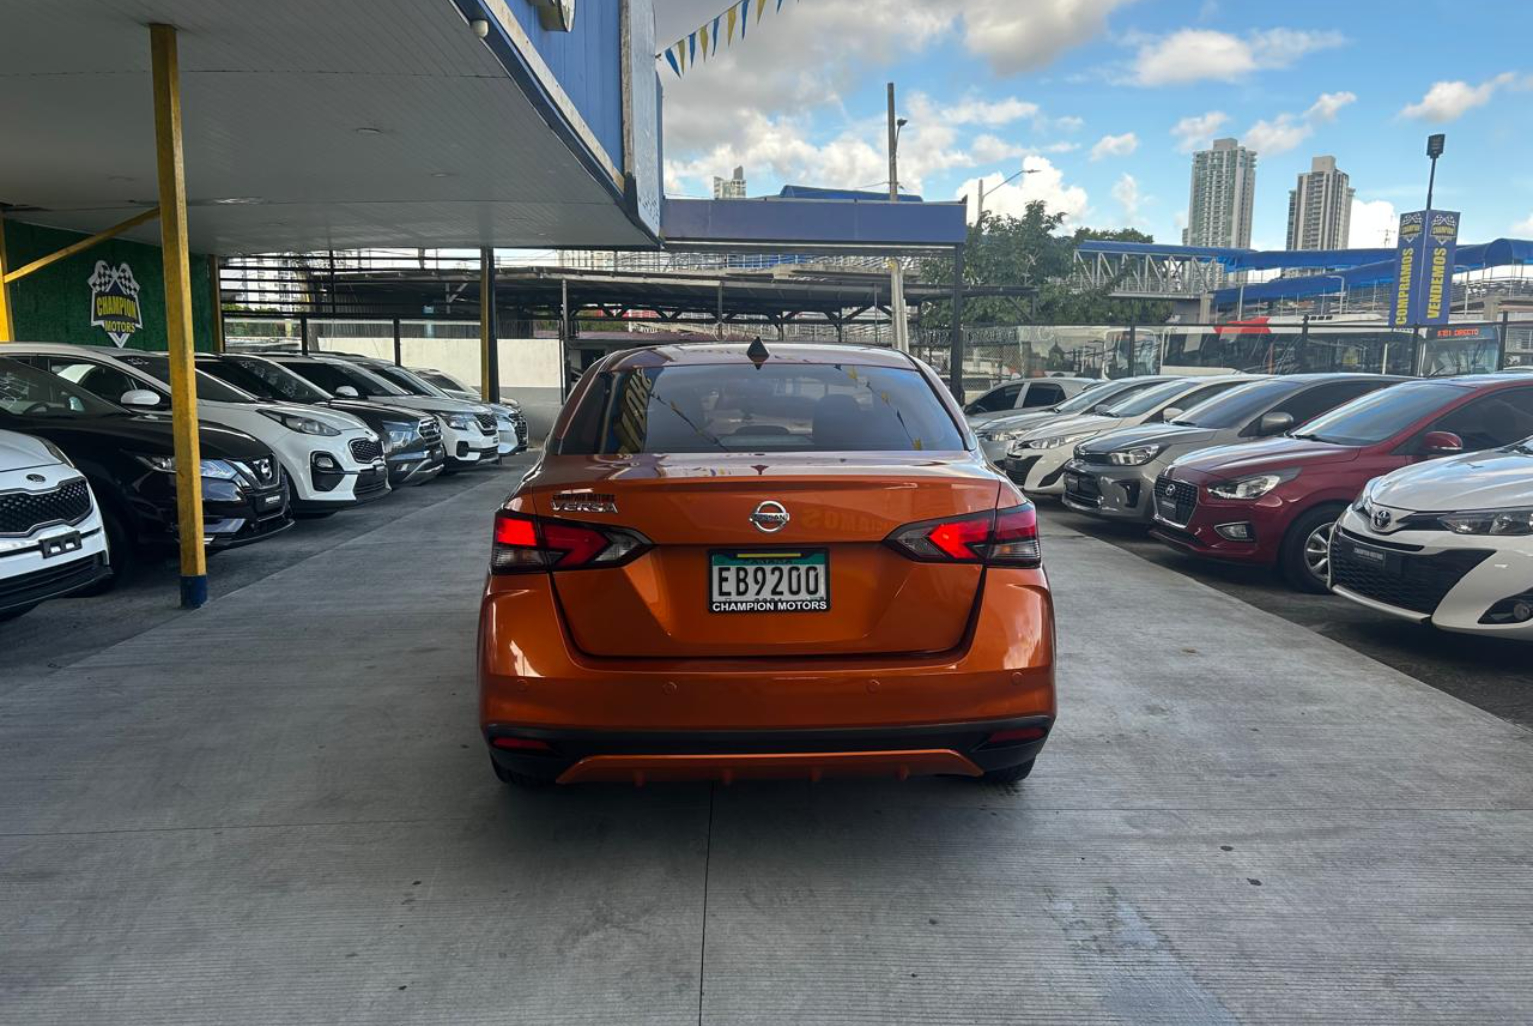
[478,342,1056,787]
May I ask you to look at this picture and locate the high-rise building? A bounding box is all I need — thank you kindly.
[712,166,746,199]
[1285,155,1353,251]
[1182,138,1257,249]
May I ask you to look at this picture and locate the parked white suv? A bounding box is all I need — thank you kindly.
[1332,436,1533,639]
[0,429,110,621]
[5,343,387,513]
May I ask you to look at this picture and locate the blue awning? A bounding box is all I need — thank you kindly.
[1211,237,1533,304]
[661,197,966,250]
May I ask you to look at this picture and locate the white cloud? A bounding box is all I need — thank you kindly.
[960,0,1136,76]
[971,134,1026,164]
[1132,27,1344,86]
[1171,111,1229,153]
[1350,199,1398,248]
[939,96,1040,126]
[959,157,1089,224]
[1400,73,1517,122]
[1053,115,1086,133]
[1090,132,1139,161]
[1112,173,1142,223]
[1243,91,1356,155]
[1512,212,1533,236]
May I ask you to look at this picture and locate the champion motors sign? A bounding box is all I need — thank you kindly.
[87,260,143,347]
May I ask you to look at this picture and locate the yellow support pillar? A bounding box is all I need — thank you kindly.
[208,254,226,353]
[150,23,208,608]
[0,211,13,342]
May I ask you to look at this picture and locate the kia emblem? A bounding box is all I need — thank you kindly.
[749,500,790,533]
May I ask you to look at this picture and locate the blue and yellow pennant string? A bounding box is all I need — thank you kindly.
[657,0,802,77]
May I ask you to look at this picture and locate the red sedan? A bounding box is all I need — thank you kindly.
[1150,375,1533,591]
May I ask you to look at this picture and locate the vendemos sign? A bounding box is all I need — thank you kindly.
[1391,209,1459,327]
[87,260,143,347]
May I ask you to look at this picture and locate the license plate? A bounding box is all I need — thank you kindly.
[258,493,283,510]
[40,531,82,559]
[1348,541,1396,573]
[1064,472,1081,490]
[1156,497,1177,520]
[709,549,829,613]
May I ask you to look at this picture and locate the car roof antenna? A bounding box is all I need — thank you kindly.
[746,336,770,369]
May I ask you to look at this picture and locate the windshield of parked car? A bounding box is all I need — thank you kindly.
[282,360,411,397]
[368,364,447,398]
[116,354,256,403]
[204,357,332,404]
[1290,380,1471,446]
[559,362,965,454]
[0,357,126,418]
[1173,378,1301,429]
[1099,378,1193,418]
[419,369,474,395]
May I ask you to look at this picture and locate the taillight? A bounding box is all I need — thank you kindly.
[491,510,652,574]
[884,503,1041,568]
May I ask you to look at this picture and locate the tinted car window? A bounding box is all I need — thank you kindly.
[1424,388,1533,451]
[368,364,441,397]
[282,360,410,397]
[116,354,255,403]
[1023,382,1064,408]
[48,359,142,405]
[213,357,331,404]
[1100,378,1194,418]
[560,363,964,455]
[0,357,123,418]
[1294,380,1471,446]
[1175,379,1300,429]
[1272,379,1392,429]
[966,383,1021,413]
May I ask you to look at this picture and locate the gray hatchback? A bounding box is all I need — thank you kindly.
[1061,374,1404,523]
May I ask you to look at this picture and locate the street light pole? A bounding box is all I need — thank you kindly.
[975,165,1040,223]
[1322,274,1347,317]
[886,82,909,353]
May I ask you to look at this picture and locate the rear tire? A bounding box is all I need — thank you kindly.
[981,758,1035,784]
[79,502,135,596]
[491,754,554,788]
[1281,504,1345,593]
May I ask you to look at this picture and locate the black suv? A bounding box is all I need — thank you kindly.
[195,352,446,487]
[0,356,292,583]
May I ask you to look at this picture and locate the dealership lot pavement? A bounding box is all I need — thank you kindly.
[4,455,1533,1024]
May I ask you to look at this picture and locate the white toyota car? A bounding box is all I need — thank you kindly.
[0,428,110,621]
[1331,436,1533,639]
[6,343,386,514]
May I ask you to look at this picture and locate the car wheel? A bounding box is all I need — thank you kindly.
[490,754,554,788]
[1281,504,1345,593]
[981,758,1035,784]
[79,502,135,595]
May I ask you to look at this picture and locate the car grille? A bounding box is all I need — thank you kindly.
[1330,529,1494,615]
[349,438,384,462]
[1154,475,1197,526]
[474,412,497,433]
[0,479,92,535]
[418,418,441,441]
[234,457,279,486]
[1005,454,1041,484]
[0,553,106,607]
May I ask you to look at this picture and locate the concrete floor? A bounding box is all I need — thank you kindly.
[4,454,1533,1024]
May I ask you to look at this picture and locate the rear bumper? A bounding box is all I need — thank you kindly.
[485,717,1053,783]
[479,569,1056,781]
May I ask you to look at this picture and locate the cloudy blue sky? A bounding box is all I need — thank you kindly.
[653,0,1533,248]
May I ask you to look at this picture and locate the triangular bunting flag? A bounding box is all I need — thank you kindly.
[711,15,722,53]
[757,0,767,23]
[739,0,750,37]
[688,32,697,64]
[665,46,680,76]
[726,4,738,43]
[699,24,709,59]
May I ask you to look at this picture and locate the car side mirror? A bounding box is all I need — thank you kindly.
[1256,411,1295,437]
[120,389,162,408]
[1159,407,1184,423]
[1422,430,1464,456]
[334,385,360,398]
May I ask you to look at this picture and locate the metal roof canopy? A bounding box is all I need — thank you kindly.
[0,0,655,254]
[219,262,1027,323]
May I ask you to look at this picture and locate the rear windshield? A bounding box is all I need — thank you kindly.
[559,362,964,454]
[1292,380,1469,446]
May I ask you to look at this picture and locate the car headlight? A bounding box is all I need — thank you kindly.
[1022,432,1089,451]
[134,455,241,479]
[382,420,417,451]
[259,409,341,436]
[1439,508,1533,536]
[445,413,475,430]
[40,439,76,468]
[1208,469,1298,500]
[1105,444,1164,467]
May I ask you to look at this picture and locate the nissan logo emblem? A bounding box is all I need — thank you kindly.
[749,500,790,533]
[1371,507,1393,531]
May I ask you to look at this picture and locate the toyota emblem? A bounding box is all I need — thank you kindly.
[749,500,790,533]
[1371,507,1393,531]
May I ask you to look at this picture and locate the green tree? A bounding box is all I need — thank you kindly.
[917,201,1172,327]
